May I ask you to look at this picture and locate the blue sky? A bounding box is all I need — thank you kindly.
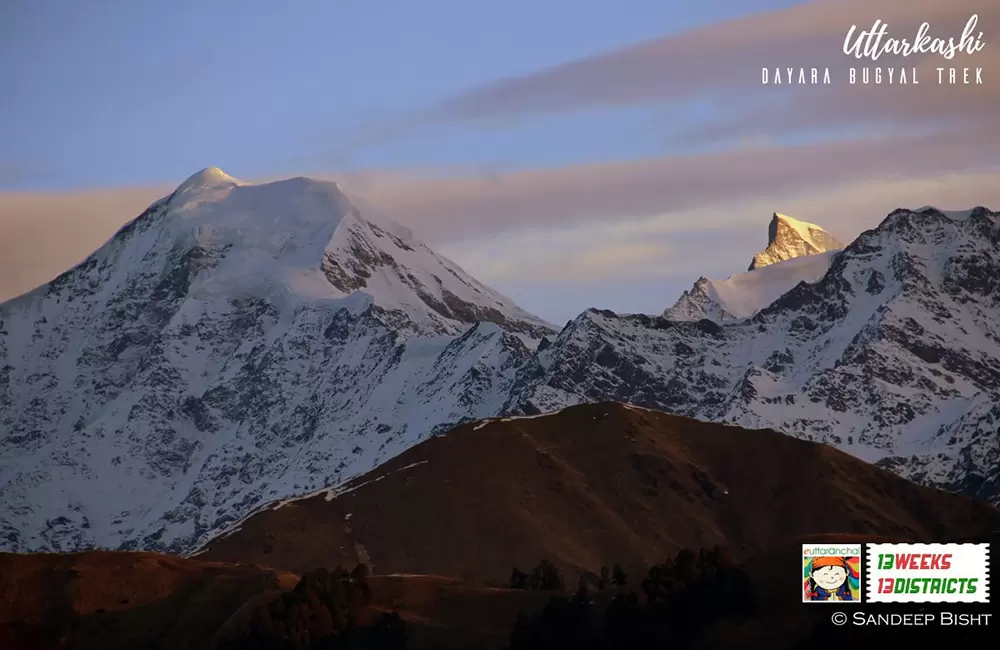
[1,0,806,189]
[1,0,998,323]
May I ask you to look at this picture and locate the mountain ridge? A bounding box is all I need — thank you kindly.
[2,169,998,555]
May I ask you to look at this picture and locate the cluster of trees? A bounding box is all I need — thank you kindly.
[509,559,565,591]
[600,564,628,589]
[509,546,756,650]
[219,564,406,650]
[509,560,627,591]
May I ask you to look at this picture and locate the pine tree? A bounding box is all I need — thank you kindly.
[509,567,529,589]
[531,559,564,591]
[350,562,370,582]
[611,563,627,587]
[574,575,589,604]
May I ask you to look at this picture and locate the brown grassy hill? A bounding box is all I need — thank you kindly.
[0,551,297,650]
[197,401,1000,582]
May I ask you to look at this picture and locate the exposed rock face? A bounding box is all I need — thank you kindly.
[748,213,844,270]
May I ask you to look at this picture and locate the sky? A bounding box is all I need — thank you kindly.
[1,0,998,324]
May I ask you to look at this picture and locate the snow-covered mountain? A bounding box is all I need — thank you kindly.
[664,251,839,323]
[507,206,1000,505]
[3,173,998,556]
[748,212,843,270]
[0,169,555,553]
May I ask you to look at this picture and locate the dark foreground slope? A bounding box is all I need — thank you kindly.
[5,542,996,650]
[0,551,296,650]
[0,551,576,650]
[197,402,1000,580]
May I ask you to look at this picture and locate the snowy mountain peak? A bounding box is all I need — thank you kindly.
[748,212,843,271]
[773,211,818,233]
[174,167,244,195]
[106,172,554,338]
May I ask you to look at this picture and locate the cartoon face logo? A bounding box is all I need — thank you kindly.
[803,555,859,601]
[811,559,848,592]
